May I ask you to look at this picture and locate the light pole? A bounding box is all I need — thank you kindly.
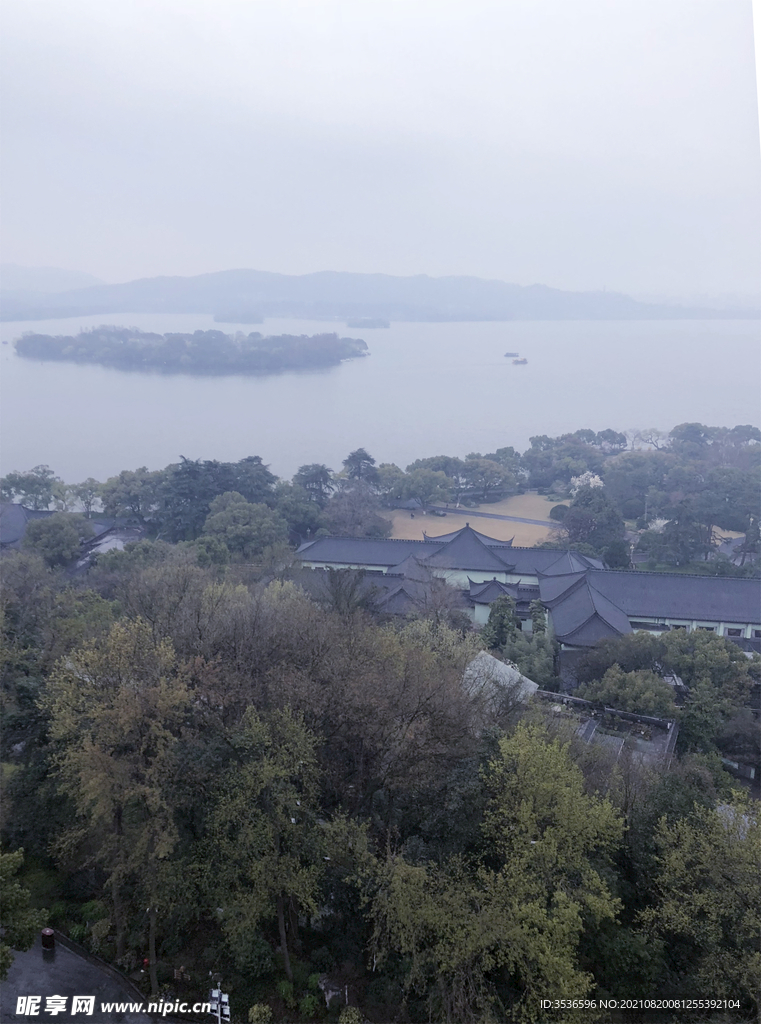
[208,973,230,1024]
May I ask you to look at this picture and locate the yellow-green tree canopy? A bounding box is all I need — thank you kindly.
[576,665,676,717]
[206,706,325,981]
[638,798,761,1015]
[362,723,623,1023]
[42,618,191,985]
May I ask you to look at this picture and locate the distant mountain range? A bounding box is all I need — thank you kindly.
[1,268,758,323]
[0,264,105,295]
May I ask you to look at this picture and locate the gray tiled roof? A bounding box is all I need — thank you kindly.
[297,536,441,566]
[537,571,588,605]
[540,568,760,646]
[386,554,436,580]
[288,566,407,604]
[546,579,633,641]
[423,526,513,547]
[469,579,521,603]
[588,570,760,624]
[0,502,30,546]
[376,582,426,614]
[0,502,55,547]
[509,548,602,573]
[422,526,516,571]
[469,579,541,611]
[542,551,603,575]
[561,615,633,647]
[297,528,602,579]
[288,566,463,617]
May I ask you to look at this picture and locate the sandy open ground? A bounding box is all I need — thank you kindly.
[463,493,567,521]
[382,493,566,546]
[713,528,744,541]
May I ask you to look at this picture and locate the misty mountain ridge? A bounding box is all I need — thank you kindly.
[0,263,105,294]
[1,268,758,323]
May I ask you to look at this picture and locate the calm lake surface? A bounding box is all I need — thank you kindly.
[1,313,759,482]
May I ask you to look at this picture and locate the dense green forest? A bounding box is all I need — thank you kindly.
[1,423,760,1022]
[13,327,368,374]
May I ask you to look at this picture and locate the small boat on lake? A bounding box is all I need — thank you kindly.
[512,357,528,364]
[504,351,519,357]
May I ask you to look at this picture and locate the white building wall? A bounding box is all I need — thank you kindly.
[300,560,390,573]
[628,616,756,638]
[473,604,491,625]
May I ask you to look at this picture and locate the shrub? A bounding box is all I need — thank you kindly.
[23,513,93,567]
[299,994,320,1017]
[277,980,296,1009]
[577,665,676,717]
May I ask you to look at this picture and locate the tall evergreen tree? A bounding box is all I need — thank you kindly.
[480,596,519,650]
[206,707,325,982]
[342,448,378,483]
[43,619,191,994]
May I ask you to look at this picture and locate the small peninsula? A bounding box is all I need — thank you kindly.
[14,326,368,375]
[346,316,390,328]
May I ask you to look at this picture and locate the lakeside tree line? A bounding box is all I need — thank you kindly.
[2,531,759,1022]
[3,422,759,575]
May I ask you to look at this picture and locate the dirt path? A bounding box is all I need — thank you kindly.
[427,505,554,526]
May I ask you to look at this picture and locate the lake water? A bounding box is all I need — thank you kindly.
[1,313,759,482]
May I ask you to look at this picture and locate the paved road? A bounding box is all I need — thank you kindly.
[3,937,152,1024]
[427,505,555,528]
[3,935,204,1024]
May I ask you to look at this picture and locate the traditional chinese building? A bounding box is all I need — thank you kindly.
[297,524,761,646]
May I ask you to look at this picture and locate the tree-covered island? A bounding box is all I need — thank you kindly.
[14,326,368,374]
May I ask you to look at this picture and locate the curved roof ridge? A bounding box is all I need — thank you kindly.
[536,569,588,594]
[548,578,631,642]
[510,545,563,552]
[422,524,511,545]
[541,553,584,577]
[468,576,518,592]
[422,524,517,571]
[312,534,443,544]
[586,586,631,631]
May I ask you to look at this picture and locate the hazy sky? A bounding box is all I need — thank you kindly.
[1,0,759,296]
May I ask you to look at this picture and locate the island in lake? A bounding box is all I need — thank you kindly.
[346,316,390,328]
[14,326,368,375]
